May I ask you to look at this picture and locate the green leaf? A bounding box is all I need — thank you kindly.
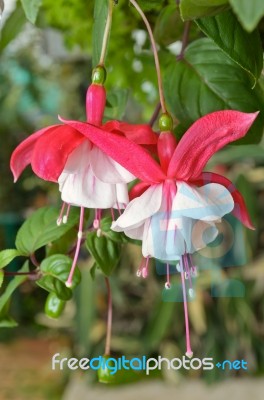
[164,38,264,144]
[180,0,229,20]
[15,206,79,255]
[92,0,109,66]
[0,262,29,324]
[196,10,263,86]
[230,0,264,32]
[20,0,42,24]
[86,232,121,276]
[100,217,128,244]
[154,5,183,46]
[0,249,24,270]
[0,316,18,328]
[37,254,81,300]
[105,88,129,120]
[137,0,163,12]
[0,6,26,54]
[90,263,97,280]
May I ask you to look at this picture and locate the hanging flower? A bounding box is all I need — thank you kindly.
[10,66,157,286]
[68,109,258,356]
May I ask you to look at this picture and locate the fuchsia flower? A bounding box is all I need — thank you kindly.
[10,80,157,286]
[67,109,258,357]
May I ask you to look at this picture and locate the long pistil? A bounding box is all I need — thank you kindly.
[66,207,85,287]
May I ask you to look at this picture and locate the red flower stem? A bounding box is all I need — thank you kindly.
[99,0,114,65]
[177,21,191,61]
[104,276,113,356]
[149,102,161,127]
[4,271,37,276]
[130,0,167,114]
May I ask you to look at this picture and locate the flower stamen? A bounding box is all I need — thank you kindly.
[180,256,193,358]
[63,204,71,224]
[136,256,150,278]
[165,263,171,289]
[57,202,66,226]
[66,207,85,288]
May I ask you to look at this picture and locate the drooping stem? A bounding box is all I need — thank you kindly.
[104,277,113,356]
[130,0,167,114]
[99,0,114,65]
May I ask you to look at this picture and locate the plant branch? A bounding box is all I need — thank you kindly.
[149,102,161,127]
[99,0,114,65]
[130,0,167,114]
[177,21,191,60]
[104,276,113,356]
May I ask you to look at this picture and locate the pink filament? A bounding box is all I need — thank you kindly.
[166,263,171,287]
[65,204,71,220]
[183,253,193,289]
[180,256,192,357]
[66,207,85,287]
[57,202,66,225]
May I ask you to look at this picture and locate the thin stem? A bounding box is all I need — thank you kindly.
[130,0,167,114]
[180,256,193,357]
[99,0,114,65]
[149,102,161,127]
[30,253,40,267]
[104,277,113,356]
[177,21,191,60]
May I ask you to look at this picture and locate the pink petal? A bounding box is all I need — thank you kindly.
[10,125,58,182]
[59,117,166,183]
[31,125,86,182]
[168,111,259,180]
[129,182,151,200]
[103,120,158,144]
[192,172,255,230]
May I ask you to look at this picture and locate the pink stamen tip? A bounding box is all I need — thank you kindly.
[184,271,189,280]
[191,266,198,277]
[93,219,100,229]
[96,228,102,237]
[165,282,171,290]
[136,270,142,277]
[65,281,72,288]
[185,351,193,359]
[188,288,195,299]
[142,267,148,279]
[62,215,68,224]
[57,202,66,226]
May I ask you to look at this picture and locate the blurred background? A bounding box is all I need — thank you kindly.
[0,0,264,399]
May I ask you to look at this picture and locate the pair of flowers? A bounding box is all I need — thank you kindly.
[11,78,258,356]
[11,81,257,258]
